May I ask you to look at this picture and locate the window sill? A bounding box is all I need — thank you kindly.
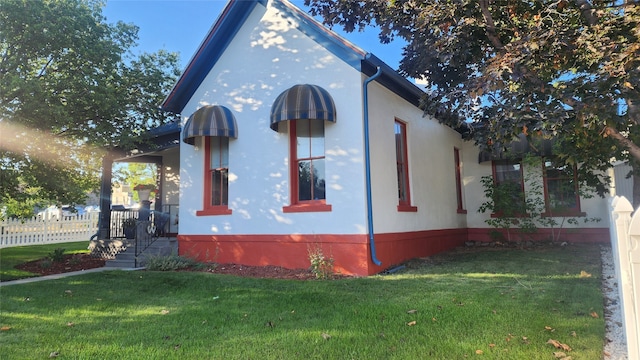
[196,207,232,216]
[397,204,418,212]
[283,203,332,213]
[541,211,586,218]
[457,209,468,214]
[490,212,529,218]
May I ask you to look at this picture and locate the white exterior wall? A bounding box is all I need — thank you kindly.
[366,82,468,233]
[463,144,610,229]
[179,4,368,236]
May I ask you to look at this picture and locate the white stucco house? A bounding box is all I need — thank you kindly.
[99,0,610,275]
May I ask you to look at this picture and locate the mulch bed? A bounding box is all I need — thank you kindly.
[14,254,106,276]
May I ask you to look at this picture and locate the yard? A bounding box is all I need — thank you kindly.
[0,244,604,359]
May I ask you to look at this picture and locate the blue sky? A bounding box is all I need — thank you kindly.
[101,0,406,72]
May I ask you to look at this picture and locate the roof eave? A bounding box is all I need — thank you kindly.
[161,0,268,114]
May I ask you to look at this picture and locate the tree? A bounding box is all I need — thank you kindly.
[306,0,640,203]
[0,0,180,216]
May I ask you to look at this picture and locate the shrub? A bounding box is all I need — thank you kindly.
[308,245,334,279]
[39,259,52,269]
[144,254,200,271]
[48,248,66,262]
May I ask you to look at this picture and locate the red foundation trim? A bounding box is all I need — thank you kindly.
[178,228,467,276]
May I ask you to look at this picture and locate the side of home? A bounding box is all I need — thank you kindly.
[95,0,611,276]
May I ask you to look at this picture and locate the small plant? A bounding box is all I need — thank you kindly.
[69,254,83,266]
[144,253,201,271]
[39,258,52,269]
[308,245,334,279]
[48,248,66,262]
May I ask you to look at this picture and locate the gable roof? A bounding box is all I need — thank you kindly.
[160,0,424,114]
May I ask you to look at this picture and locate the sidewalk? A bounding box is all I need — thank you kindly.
[0,267,142,287]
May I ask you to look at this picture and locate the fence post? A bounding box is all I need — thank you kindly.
[610,196,640,359]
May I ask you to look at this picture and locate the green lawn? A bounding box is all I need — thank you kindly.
[0,244,604,359]
[0,241,91,282]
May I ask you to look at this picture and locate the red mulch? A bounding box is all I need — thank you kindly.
[192,263,327,280]
[14,254,106,276]
[14,254,348,280]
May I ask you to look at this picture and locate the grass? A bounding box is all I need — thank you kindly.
[0,241,91,282]
[0,244,605,359]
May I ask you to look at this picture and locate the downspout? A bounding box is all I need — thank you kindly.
[363,66,383,266]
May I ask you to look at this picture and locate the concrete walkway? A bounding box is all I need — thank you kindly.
[0,266,142,287]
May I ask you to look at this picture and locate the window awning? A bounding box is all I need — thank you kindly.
[270,84,336,131]
[478,134,555,163]
[183,105,238,145]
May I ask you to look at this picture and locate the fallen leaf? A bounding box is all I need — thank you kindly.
[590,311,599,319]
[624,81,634,89]
[160,309,170,315]
[547,339,572,351]
[49,352,59,358]
[570,331,577,337]
[174,344,181,350]
[432,317,437,322]
[489,343,496,348]
[66,322,75,327]
[407,320,417,326]
[579,270,592,278]
[545,326,556,332]
[64,290,72,296]
[553,351,567,358]
[321,332,331,340]
[475,349,483,355]
[1,326,11,331]
[407,309,418,314]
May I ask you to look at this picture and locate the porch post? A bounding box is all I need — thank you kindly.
[98,154,114,239]
[155,162,164,212]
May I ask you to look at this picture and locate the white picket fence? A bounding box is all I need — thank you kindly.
[609,196,640,360]
[0,212,99,248]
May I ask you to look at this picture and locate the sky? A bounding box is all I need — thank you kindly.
[101,0,406,73]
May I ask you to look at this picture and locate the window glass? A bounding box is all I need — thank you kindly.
[296,120,324,158]
[544,160,579,212]
[395,120,410,204]
[294,120,326,202]
[492,159,525,214]
[208,137,229,207]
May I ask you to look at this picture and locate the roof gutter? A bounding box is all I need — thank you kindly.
[363,66,383,266]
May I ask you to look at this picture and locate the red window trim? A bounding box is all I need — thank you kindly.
[197,137,232,217]
[283,120,332,213]
[454,147,466,213]
[283,202,332,213]
[395,119,417,211]
[397,204,418,212]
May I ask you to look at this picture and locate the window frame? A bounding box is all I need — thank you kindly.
[541,159,584,217]
[283,119,332,213]
[196,136,232,216]
[395,119,417,212]
[454,147,467,214]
